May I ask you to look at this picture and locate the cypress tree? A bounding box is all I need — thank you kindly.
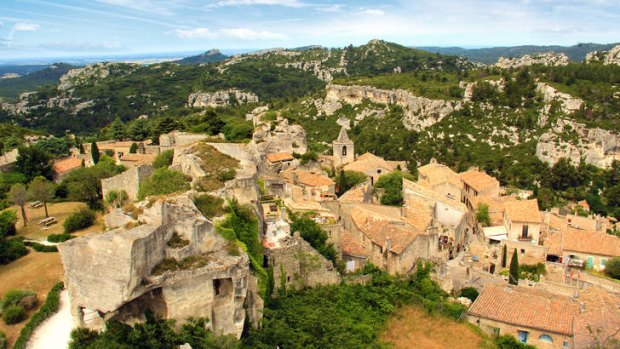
[502,244,507,268]
[91,142,100,164]
[129,143,138,154]
[509,248,519,285]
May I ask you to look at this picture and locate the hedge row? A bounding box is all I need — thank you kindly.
[47,233,74,243]
[12,282,64,349]
[23,241,58,253]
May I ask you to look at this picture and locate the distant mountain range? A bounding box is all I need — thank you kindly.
[175,49,228,65]
[416,43,620,64]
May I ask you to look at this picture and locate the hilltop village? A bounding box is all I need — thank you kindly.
[15,116,620,348]
[1,41,620,349]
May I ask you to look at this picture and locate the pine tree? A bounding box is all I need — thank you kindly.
[129,143,138,154]
[109,117,126,141]
[128,118,150,141]
[509,248,519,285]
[91,142,100,165]
[502,244,507,268]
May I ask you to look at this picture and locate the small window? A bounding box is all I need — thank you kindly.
[539,334,553,343]
[492,327,500,336]
[563,341,569,348]
[342,145,347,156]
[213,279,221,296]
[520,249,525,255]
[517,330,529,343]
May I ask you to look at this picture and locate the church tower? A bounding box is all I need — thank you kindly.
[333,126,354,167]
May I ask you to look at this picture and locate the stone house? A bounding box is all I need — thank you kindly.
[339,203,438,275]
[52,156,83,182]
[265,152,294,173]
[459,169,500,211]
[417,162,463,202]
[340,232,368,273]
[118,153,157,168]
[545,228,620,270]
[504,199,541,243]
[284,169,336,200]
[467,285,578,349]
[343,152,406,184]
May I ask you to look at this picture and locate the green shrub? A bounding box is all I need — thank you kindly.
[63,208,96,233]
[23,241,58,252]
[605,257,620,280]
[0,330,6,349]
[375,171,404,206]
[217,168,236,181]
[152,149,174,169]
[13,282,63,349]
[104,190,128,207]
[47,233,74,243]
[459,287,479,302]
[3,304,26,324]
[1,289,36,311]
[137,168,190,200]
[193,194,225,218]
[0,238,28,264]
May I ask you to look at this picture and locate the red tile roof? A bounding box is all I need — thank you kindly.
[459,170,499,193]
[504,199,541,223]
[341,232,368,258]
[294,170,335,187]
[266,152,294,163]
[468,286,579,336]
[52,157,83,174]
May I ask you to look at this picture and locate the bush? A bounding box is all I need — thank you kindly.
[137,168,190,200]
[104,190,128,208]
[23,241,57,252]
[605,257,620,280]
[153,149,174,169]
[0,330,6,349]
[13,282,63,349]
[0,238,28,264]
[217,168,236,181]
[459,287,479,302]
[1,289,36,311]
[63,208,96,233]
[47,233,74,243]
[2,304,26,324]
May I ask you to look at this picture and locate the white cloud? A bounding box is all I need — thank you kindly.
[95,0,185,15]
[208,0,305,8]
[358,9,385,16]
[220,28,286,40]
[175,27,217,39]
[175,27,286,40]
[13,22,40,31]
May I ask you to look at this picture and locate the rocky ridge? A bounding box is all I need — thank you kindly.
[187,89,259,108]
[585,44,620,66]
[495,52,570,69]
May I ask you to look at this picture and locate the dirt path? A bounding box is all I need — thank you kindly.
[27,290,73,349]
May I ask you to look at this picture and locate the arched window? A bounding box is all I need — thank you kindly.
[539,334,553,343]
[342,145,347,156]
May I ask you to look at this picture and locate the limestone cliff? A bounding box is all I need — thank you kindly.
[249,117,308,159]
[325,84,460,131]
[187,89,258,108]
[495,52,570,69]
[536,118,620,168]
[585,45,620,66]
[536,82,584,114]
[59,195,261,338]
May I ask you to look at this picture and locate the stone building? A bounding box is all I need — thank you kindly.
[343,152,406,184]
[101,164,153,201]
[467,285,579,349]
[459,169,500,211]
[59,195,262,338]
[332,126,354,168]
[417,162,463,202]
[504,199,541,243]
[52,156,83,182]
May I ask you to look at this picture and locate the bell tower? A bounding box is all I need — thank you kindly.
[333,126,354,167]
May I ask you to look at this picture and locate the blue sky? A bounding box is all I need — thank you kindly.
[1,0,619,59]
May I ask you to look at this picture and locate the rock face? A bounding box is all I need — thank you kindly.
[536,118,620,168]
[58,195,261,338]
[495,52,570,69]
[101,164,153,201]
[187,89,258,108]
[325,84,460,131]
[278,60,346,82]
[249,117,308,159]
[58,62,130,91]
[586,45,620,66]
[536,83,584,114]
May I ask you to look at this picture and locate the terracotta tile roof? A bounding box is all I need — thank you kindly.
[470,195,516,226]
[339,182,370,203]
[573,286,620,348]
[402,200,433,231]
[266,152,294,163]
[468,285,579,336]
[349,204,423,254]
[561,228,620,257]
[294,170,335,187]
[52,157,83,174]
[344,152,397,174]
[459,170,499,193]
[417,163,463,189]
[341,232,368,258]
[504,199,541,223]
[120,153,156,163]
[403,179,467,212]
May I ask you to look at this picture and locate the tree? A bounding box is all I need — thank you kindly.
[153,150,174,169]
[153,117,179,143]
[128,118,150,141]
[476,203,491,227]
[509,248,519,285]
[605,257,620,280]
[91,142,100,165]
[28,176,55,218]
[502,244,507,268]
[36,138,71,158]
[550,158,582,191]
[15,146,52,181]
[336,170,367,196]
[605,184,620,208]
[109,117,126,141]
[129,143,138,154]
[290,213,339,268]
[8,184,29,226]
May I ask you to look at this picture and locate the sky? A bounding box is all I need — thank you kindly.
[0,0,619,59]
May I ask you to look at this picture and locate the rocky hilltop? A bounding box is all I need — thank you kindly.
[187,89,259,108]
[495,52,570,69]
[586,44,620,66]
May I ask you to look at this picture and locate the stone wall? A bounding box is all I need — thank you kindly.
[159,131,209,150]
[101,164,153,201]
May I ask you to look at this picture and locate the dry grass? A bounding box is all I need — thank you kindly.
[5,201,104,240]
[381,306,484,349]
[192,143,239,192]
[0,251,63,347]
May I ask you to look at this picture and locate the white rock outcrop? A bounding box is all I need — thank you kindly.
[324,84,460,131]
[495,52,570,69]
[249,117,308,158]
[58,63,129,91]
[536,83,584,114]
[586,45,620,66]
[187,89,258,108]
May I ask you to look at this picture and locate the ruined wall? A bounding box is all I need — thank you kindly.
[101,164,153,201]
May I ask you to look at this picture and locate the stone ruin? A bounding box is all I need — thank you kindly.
[59,195,262,338]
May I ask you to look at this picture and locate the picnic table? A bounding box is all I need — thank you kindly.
[38,216,57,227]
[29,201,43,208]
